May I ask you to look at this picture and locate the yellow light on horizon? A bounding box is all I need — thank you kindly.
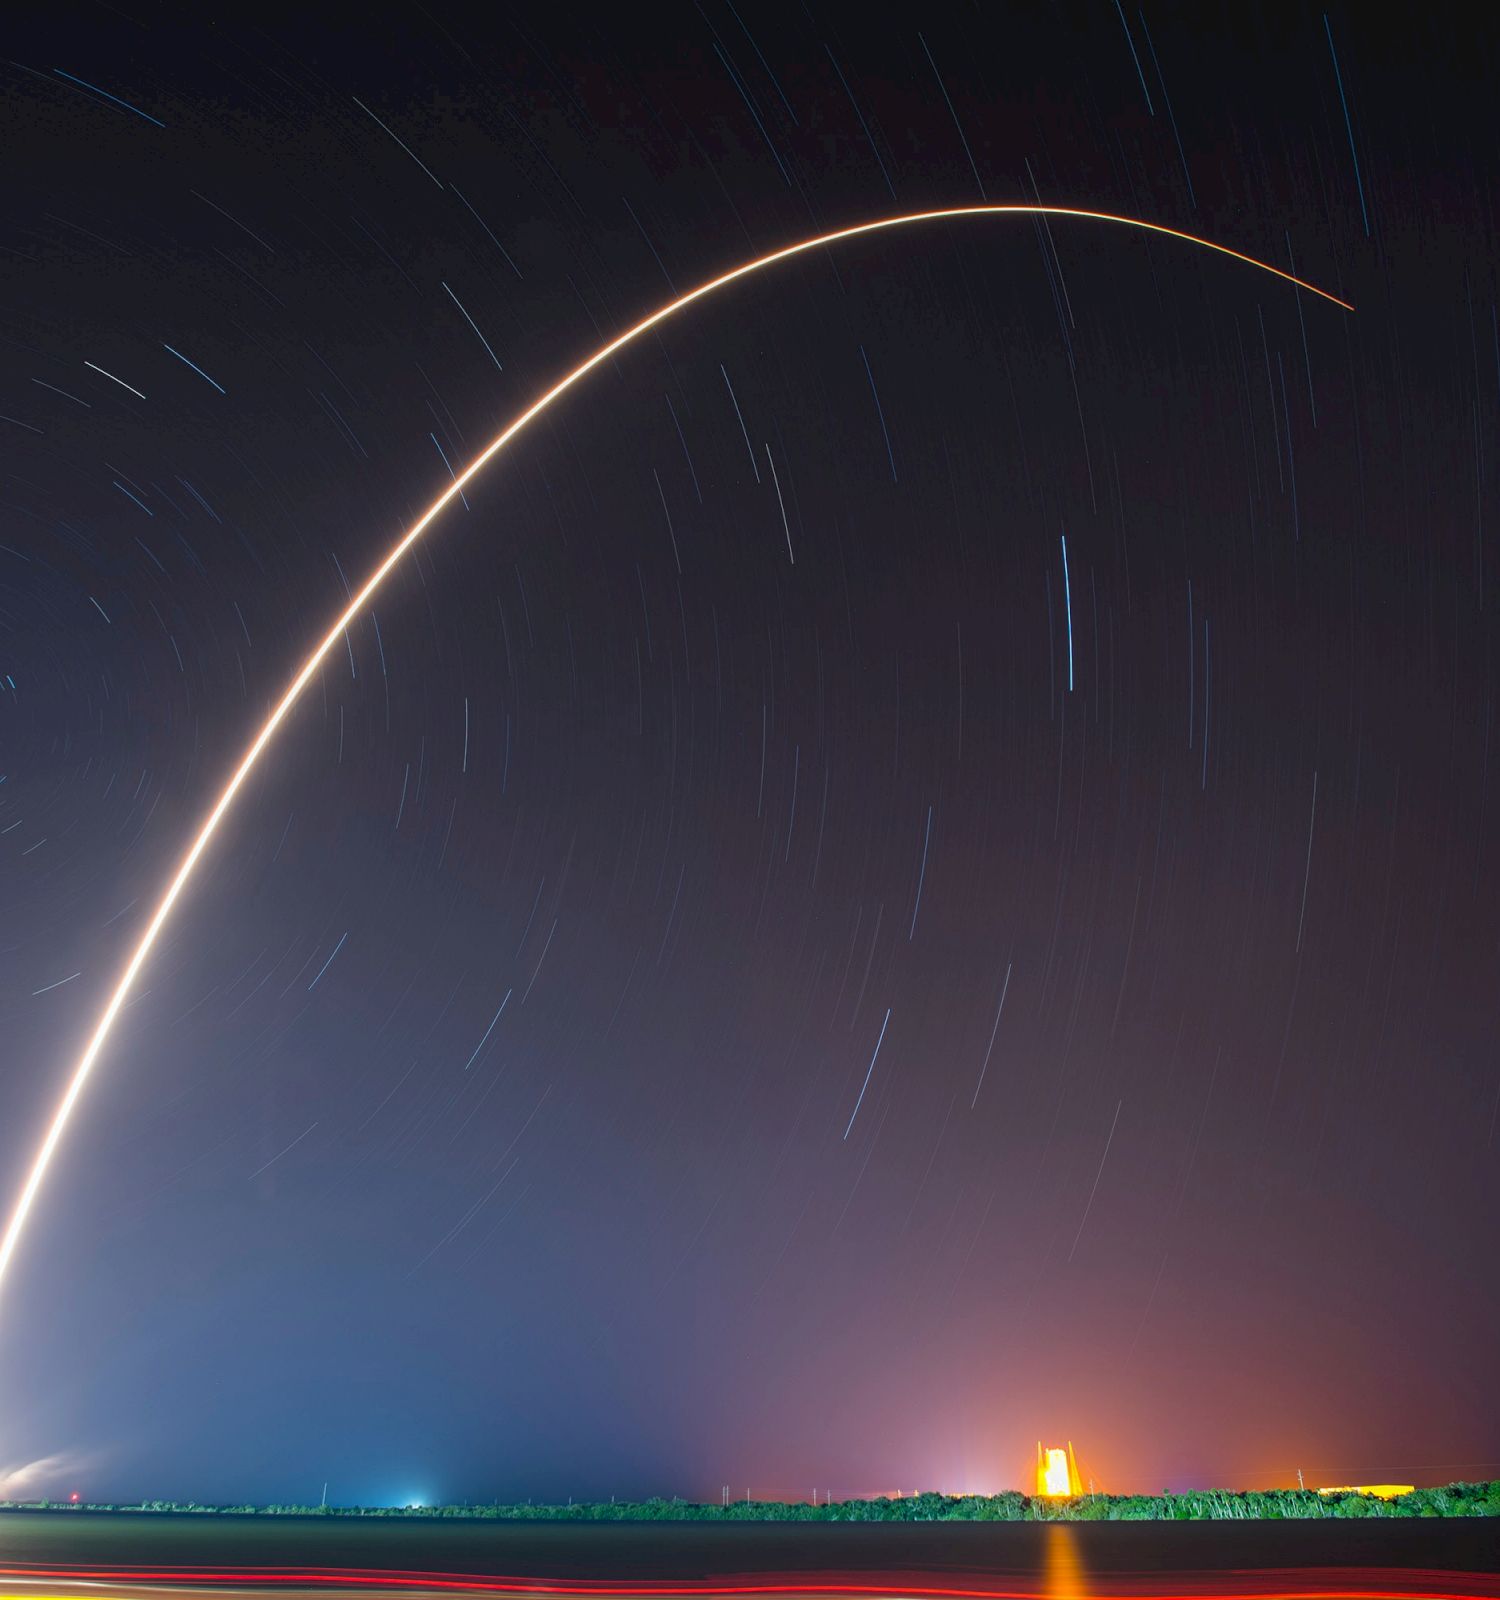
[1316,1484,1415,1500]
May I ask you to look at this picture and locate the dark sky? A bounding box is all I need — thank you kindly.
[2,2,1497,1507]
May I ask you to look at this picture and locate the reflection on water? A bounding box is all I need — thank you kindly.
[1043,1523,1085,1600]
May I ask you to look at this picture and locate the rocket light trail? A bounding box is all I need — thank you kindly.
[0,204,1352,1315]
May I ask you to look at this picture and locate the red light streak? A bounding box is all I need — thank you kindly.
[0,1566,1488,1600]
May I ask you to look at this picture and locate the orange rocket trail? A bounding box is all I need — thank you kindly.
[0,204,1351,1312]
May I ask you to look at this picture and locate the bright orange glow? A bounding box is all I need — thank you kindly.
[1041,1525,1085,1600]
[1036,1441,1083,1497]
[0,205,1351,1316]
[1315,1484,1416,1500]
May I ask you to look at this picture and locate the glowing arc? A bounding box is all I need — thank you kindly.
[0,204,1351,1309]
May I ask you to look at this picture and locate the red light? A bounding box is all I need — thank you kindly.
[0,1569,1484,1600]
[69,1493,79,1503]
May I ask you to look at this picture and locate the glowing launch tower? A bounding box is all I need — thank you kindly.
[1036,1441,1083,1497]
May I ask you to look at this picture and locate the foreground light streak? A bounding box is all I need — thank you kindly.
[0,1572,1490,1600]
[0,205,1352,1314]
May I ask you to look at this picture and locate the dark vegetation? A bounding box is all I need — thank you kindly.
[4,1484,1498,1520]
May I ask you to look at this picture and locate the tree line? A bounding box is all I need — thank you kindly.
[3,1483,1498,1520]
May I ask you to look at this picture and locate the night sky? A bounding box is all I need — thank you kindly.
[3,3,1498,1508]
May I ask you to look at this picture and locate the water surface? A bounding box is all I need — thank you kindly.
[1,1511,1495,1597]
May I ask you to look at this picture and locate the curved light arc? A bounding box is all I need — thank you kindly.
[0,204,1351,1309]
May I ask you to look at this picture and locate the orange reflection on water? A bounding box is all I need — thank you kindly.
[1042,1524,1087,1600]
